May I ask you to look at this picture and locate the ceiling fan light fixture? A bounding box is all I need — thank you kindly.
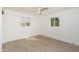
[37,8,41,14]
[38,10,41,14]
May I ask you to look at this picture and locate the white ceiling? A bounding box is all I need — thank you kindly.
[3,7,76,15]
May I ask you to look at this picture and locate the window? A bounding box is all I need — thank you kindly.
[21,22,30,27]
[50,17,59,27]
[51,18,54,26]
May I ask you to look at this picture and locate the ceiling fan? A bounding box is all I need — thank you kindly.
[37,7,48,14]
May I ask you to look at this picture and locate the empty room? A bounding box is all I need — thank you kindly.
[2,7,79,52]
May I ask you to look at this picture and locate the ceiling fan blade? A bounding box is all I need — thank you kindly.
[40,7,48,11]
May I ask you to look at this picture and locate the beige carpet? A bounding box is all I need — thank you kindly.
[2,35,79,52]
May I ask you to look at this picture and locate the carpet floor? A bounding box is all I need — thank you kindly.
[2,35,79,52]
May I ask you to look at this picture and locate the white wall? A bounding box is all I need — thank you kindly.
[0,7,2,51]
[40,8,79,46]
[2,9,40,43]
